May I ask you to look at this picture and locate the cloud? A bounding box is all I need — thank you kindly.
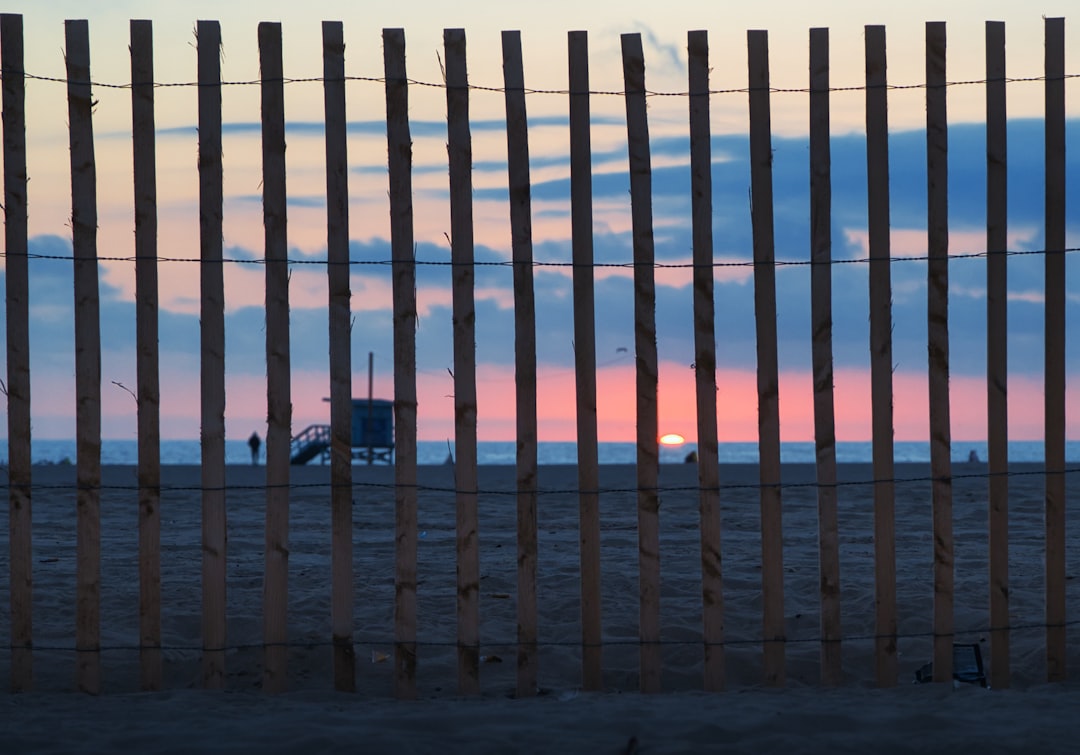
[4,117,1079,439]
[636,24,688,78]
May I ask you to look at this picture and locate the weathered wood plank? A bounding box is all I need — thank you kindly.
[1043,15,1067,684]
[688,28,724,692]
[621,32,662,694]
[568,29,603,692]
[66,18,103,696]
[501,29,539,699]
[865,24,898,688]
[809,26,842,687]
[322,19,355,694]
[259,21,291,694]
[444,27,481,697]
[130,17,162,692]
[2,11,33,693]
[383,27,419,700]
[925,20,954,685]
[747,29,785,688]
[197,19,227,690]
[985,19,1010,690]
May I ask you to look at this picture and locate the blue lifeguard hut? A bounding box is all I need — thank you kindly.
[290,398,394,465]
[290,353,395,465]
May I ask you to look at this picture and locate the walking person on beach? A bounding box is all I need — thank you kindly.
[248,432,261,465]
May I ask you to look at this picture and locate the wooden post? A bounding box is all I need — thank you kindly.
[66,19,103,696]
[1043,16,1066,684]
[568,30,603,692]
[2,11,33,693]
[985,19,1010,690]
[925,21,954,684]
[621,33,662,694]
[747,29,785,688]
[688,28,724,692]
[130,18,162,692]
[864,24,898,688]
[501,29,539,699]
[445,27,481,697]
[197,19,227,690]
[383,27,419,700]
[259,21,291,695]
[323,20,355,693]
[809,26,842,687]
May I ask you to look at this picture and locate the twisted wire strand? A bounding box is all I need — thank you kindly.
[5,69,1079,96]
[10,618,1079,656]
[2,465,1078,496]
[3,246,1079,268]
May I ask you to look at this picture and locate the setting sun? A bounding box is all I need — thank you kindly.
[659,433,686,446]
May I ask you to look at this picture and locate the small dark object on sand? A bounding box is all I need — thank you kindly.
[914,643,986,687]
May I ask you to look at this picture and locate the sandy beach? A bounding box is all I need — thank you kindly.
[2,461,1078,752]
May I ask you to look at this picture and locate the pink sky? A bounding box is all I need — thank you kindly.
[3,6,1077,447]
[38,360,1064,442]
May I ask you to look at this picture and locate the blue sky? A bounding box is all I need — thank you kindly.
[0,2,1078,440]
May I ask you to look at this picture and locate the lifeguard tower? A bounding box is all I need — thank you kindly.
[289,398,394,465]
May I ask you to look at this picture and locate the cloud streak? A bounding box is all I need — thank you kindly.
[4,117,1078,439]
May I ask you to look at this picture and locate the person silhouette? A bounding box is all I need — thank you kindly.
[248,432,261,465]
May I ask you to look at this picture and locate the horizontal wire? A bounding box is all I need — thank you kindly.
[3,246,1078,268]
[6,69,1079,96]
[6,467,1073,663]
[2,466,1078,497]
[4,43,1074,674]
[11,618,1079,656]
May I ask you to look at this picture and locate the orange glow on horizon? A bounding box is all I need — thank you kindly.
[64,358,1076,443]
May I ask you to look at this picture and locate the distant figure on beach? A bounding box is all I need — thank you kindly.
[968,449,980,463]
[248,432,261,465]
[684,450,698,464]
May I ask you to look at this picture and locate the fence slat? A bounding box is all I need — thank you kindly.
[383,27,419,700]
[197,19,227,690]
[925,20,956,684]
[501,29,539,699]
[568,29,604,692]
[2,11,33,694]
[620,32,662,694]
[688,28,724,692]
[865,24,898,688]
[747,29,785,688]
[66,19,103,696]
[925,21,954,684]
[444,28,481,697]
[809,26,842,687]
[985,19,1010,690]
[322,19,355,694]
[1043,15,1067,684]
[259,21,291,694]
[9,15,1071,702]
[130,18,162,693]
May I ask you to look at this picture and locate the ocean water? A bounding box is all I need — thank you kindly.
[1,439,1074,466]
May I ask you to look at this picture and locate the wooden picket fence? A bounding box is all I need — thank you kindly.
[0,14,1071,696]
